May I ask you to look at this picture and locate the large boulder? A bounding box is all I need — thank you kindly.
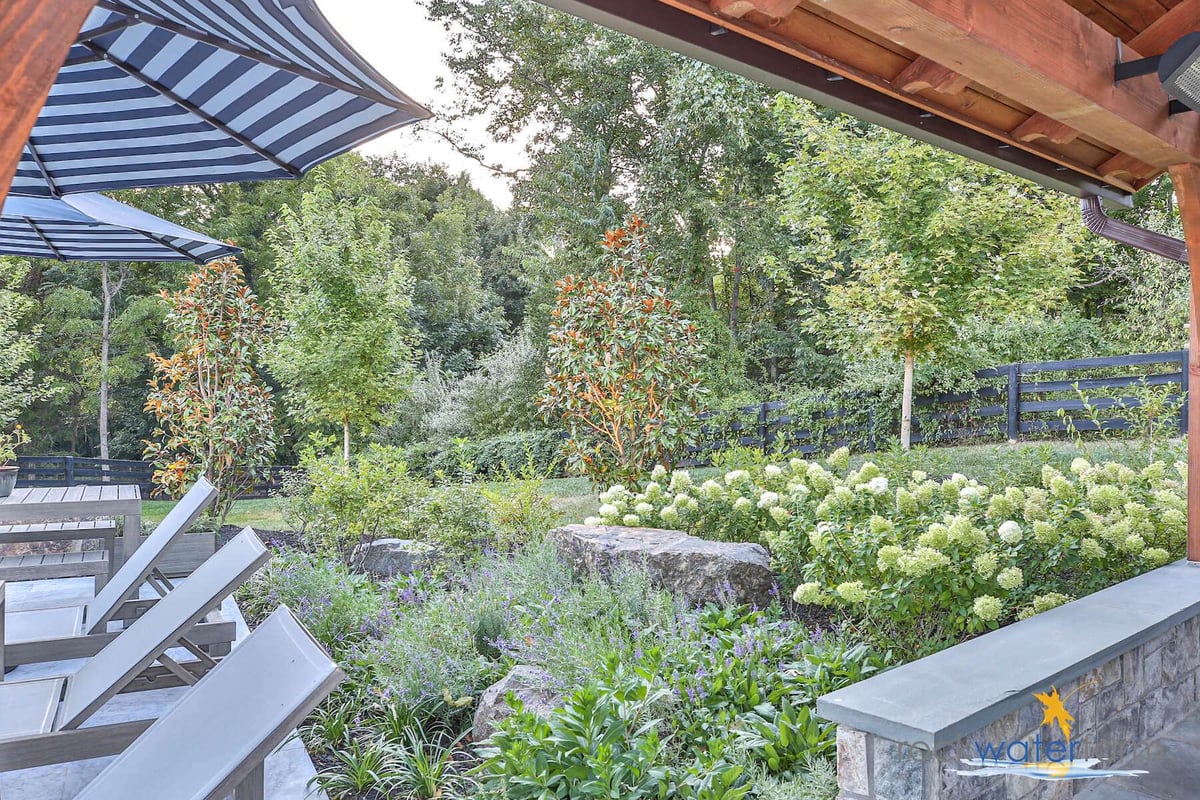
[353,538,437,578]
[472,666,561,741]
[547,524,774,607]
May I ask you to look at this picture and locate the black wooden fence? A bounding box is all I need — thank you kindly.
[13,456,289,499]
[12,351,1191,482]
[681,349,1189,465]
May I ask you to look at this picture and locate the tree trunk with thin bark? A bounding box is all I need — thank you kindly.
[99,263,112,460]
[342,416,351,461]
[900,348,915,451]
[729,258,741,340]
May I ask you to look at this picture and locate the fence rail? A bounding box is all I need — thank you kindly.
[681,349,1190,465]
[13,456,289,499]
[12,351,1192,480]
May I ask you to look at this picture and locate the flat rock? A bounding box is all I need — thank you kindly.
[353,538,436,578]
[547,524,774,607]
[472,666,561,741]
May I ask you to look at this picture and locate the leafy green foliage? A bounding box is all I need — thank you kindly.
[539,219,707,484]
[393,430,565,481]
[477,662,673,800]
[236,549,385,658]
[266,180,418,458]
[282,441,498,566]
[0,259,54,442]
[142,258,277,525]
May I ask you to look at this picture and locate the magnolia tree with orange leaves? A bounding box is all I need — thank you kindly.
[538,217,707,486]
[143,257,277,526]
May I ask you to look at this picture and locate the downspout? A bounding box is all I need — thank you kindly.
[1080,195,1188,263]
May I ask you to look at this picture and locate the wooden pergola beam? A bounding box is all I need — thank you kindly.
[1128,0,1200,58]
[805,0,1200,169]
[0,0,95,205]
[893,56,971,94]
[712,0,801,18]
[1169,162,1200,564]
[1011,112,1080,145]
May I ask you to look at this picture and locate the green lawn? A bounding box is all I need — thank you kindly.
[142,497,290,530]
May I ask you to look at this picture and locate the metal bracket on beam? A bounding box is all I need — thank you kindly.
[1114,56,1161,83]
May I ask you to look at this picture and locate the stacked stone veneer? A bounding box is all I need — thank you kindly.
[834,613,1200,800]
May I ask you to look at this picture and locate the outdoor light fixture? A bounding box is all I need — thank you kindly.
[1115,32,1200,115]
[709,23,728,36]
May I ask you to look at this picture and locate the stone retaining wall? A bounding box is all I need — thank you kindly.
[819,563,1200,800]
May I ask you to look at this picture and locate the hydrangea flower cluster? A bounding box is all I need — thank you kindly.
[793,456,1186,635]
[590,450,1187,640]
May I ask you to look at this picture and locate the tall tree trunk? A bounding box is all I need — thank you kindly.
[98,263,112,460]
[97,263,128,460]
[342,415,351,461]
[901,348,915,451]
[707,276,717,312]
[729,257,742,341]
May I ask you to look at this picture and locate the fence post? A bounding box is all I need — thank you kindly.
[759,403,769,453]
[64,455,74,486]
[1007,363,1020,443]
[867,406,876,452]
[1182,349,1190,436]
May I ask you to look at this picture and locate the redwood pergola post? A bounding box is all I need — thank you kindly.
[1169,163,1200,564]
[0,0,96,205]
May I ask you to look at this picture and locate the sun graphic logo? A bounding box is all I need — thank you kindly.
[1033,687,1074,743]
[952,683,1147,782]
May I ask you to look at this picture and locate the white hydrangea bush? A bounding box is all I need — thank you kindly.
[587,450,1187,639]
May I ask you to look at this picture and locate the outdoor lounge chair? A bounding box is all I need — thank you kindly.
[0,528,269,773]
[30,605,342,800]
[1,478,230,670]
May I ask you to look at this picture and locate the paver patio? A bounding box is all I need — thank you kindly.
[0,575,323,800]
[1078,708,1200,800]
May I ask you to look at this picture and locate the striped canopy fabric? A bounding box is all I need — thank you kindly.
[0,193,240,262]
[12,0,431,198]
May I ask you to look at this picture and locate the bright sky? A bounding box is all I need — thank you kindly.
[316,0,525,208]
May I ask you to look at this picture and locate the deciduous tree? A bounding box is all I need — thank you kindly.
[776,101,1085,448]
[266,181,417,458]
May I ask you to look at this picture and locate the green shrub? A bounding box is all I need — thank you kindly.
[476,661,674,800]
[236,549,385,657]
[788,456,1185,651]
[282,441,423,562]
[430,430,564,480]
[477,660,750,800]
[396,430,565,481]
[366,538,679,708]
[591,450,1187,655]
[646,605,885,771]
[281,440,501,566]
[587,461,798,548]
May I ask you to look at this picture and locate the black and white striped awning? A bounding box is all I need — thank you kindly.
[0,193,240,263]
[12,0,431,198]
